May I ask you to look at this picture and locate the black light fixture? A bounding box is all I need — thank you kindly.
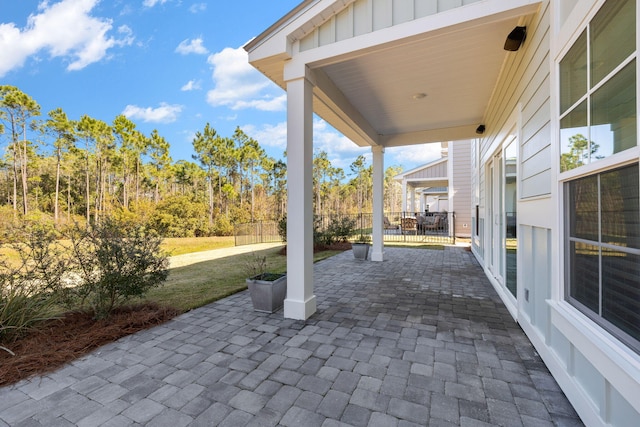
[476,124,486,135]
[504,26,527,51]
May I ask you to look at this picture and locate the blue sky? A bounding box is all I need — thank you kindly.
[0,0,441,173]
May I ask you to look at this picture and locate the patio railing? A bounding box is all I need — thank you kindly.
[235,212,456,246]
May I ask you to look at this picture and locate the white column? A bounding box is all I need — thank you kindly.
[402,180,407,213]
[371,146,385,262]
[284,73,316,320]
[410,187,416,213]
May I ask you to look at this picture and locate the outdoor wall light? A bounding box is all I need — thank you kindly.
[476,124,486,135]
[504,26,527,51]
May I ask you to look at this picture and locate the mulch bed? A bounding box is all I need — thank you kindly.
[0,303,179,387]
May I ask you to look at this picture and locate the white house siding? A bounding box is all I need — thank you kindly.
[405,159,447,180]
[450,140,472,237]
[474,1,640,424]
[301,0,483,51]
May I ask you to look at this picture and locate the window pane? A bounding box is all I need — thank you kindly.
[600,165,640,249]
[560,31,587,114]
[591,60,637,159]
[569,175,599,241]
[560,100,589,172]
[569,241,600,313]
[602,250,640,343]
[591,0,636,87]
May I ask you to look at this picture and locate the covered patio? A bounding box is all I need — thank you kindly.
[0,247,582,426]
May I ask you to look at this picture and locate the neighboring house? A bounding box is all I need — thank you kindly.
[394,140,473,237]
[245,1,639,425]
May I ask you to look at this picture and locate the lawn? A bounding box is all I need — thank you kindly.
[144,246,343,312]
[161,236,236,256]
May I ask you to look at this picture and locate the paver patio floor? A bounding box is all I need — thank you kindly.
[0,246,584,426]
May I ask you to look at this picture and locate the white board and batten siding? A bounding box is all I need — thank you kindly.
[301,0,483,51]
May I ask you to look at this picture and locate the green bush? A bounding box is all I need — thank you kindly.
[326,216,356,243]
[66,218,169,319]
[150,195,208,237]
[0,225,66,346]
[277,216,287,243]
[212,215,234,236]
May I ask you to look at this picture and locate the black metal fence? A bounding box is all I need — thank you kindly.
[235,212,455,246]
[234,221,282,246]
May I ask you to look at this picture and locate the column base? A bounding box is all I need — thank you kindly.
[283,295,317,320]
[371,250,386,262]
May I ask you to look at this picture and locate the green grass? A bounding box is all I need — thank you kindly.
[144,246,343,312]
[161,236,236,256]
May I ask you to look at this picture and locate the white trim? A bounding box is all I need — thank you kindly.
[519,315,607,427]
[550,300,640,415]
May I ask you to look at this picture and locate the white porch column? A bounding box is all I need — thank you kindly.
[371,146,385,262]
[402,180,407,213]
[284,72,316,320]
[410,187,416,213]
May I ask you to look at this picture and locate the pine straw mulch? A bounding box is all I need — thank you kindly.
[0,303,180,387]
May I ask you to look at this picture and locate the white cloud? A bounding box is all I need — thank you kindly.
[386,143,442,168]
[188,3,206,13]
[122,102,183,123]
[142,0,169,7]
[206,45,283,111]
[0,0,134,77]
[180,79,201,91]
[175,38,208,55]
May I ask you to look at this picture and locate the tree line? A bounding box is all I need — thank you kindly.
[0,85,404,237]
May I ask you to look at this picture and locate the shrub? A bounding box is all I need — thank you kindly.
[0,225,66,347]
[277,216,287,243]
[150,195,208,237]
[66,218,169,319]
[326,216,356,243]
[212,215,234,236]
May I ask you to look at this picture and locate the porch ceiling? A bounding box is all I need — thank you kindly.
[247,1,540,149]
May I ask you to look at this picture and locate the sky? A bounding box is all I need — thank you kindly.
[0,0,442,174]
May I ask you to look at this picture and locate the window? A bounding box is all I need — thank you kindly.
[566,165,640,352]
[559,0,636,173]
[562,0,640,353]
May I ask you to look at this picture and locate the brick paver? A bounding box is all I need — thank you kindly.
[0,246,584,426]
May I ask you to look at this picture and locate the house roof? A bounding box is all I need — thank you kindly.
[245,0,541,149]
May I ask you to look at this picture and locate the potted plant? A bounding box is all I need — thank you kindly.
[245,252,286,313]
[352,234,371,260]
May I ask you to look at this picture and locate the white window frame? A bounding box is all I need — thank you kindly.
[551,0,640,414]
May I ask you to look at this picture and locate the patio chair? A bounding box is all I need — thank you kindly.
[384,216,399,230]
[422,215,442,232]
[401,217,417,235]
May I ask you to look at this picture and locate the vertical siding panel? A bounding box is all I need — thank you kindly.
[335,6,354,42]
[353,0,372,36]
[415,0,437,18]
[373,0,393,30]
[393,0,415,25]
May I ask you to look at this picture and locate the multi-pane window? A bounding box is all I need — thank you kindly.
[566,165,640,352]
[559,0,636,172]
[562,0,640,353]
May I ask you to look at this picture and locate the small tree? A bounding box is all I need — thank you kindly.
[67,218,169,319]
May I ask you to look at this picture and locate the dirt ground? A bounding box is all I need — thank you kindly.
[0,303,179,387]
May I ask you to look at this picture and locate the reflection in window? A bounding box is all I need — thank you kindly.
[560,100,588,172]
[591,60,637,158]
[559,0,636,173]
